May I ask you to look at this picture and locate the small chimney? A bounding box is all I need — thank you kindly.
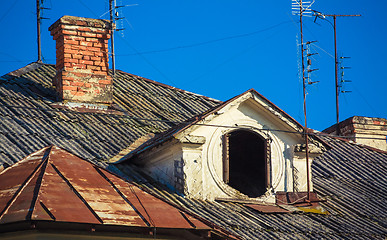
[49,16,112,104]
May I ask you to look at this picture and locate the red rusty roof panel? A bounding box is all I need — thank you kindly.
[245,204,290,214]
[0,148,47,220]
[102,169,210,229]
[48,147,147,227]
[0,145,212,231]
[34,162,101,224]
[1,159,53,224]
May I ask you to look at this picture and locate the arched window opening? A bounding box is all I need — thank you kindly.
[223,130,269,198]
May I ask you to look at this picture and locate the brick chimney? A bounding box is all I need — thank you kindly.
[49,16,113,104]
[323,116,387,151]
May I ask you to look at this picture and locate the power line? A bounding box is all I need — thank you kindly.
[117,35,177,86]
[77,0,99,17]
[190,24,290,83]
[0,0,20,23]
[117,21,293,56]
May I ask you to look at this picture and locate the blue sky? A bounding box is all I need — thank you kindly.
[0,0,386,131]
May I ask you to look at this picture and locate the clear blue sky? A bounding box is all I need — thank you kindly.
[0,0,386,131]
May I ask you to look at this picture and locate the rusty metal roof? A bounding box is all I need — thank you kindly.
[0,145,211,231]
[1,62,387,239]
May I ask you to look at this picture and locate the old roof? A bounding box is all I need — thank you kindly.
[0,145,236,239]
[1,62,386,239]
[0,62,220,168]
[115,136,387,239]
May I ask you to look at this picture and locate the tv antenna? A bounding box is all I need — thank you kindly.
[108,0,135,77]
[36,0,50,63]
[292,0,316,201]
[313,11,361,135]
[109,0,117,77]
[338,56,352,94]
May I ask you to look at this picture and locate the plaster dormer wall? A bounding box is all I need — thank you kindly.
[130,91,320,201]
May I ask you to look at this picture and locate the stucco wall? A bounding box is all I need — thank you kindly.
[135,92,317,201]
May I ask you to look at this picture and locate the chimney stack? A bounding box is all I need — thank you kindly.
[49,16,113,104]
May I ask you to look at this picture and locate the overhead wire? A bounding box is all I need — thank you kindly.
[0,2,383,142]
[117,20,293,56]
[189,25,290,83]
[117,35,177,86]
[0,0,20,23]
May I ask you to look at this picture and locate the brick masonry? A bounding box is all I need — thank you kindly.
[324,116,387,151]
[49,16,113,104]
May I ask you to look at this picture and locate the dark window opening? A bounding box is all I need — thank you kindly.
[223,130,269,198]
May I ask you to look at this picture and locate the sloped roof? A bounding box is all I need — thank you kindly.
[115,136,387,239]
[115,88,307,163]
[1,62,386,239]
[0,62,220,168]
[0,145,237,238]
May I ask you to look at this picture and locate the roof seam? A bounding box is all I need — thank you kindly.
[50,162,104,224]
[93,166,152,227]
[0,147,50,221]
[26,147,52,220]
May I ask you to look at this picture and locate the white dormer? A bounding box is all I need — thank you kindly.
[117,90,324,202]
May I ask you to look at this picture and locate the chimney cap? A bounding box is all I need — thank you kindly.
[48,15,112,32]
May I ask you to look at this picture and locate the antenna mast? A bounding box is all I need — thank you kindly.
[300,0,311,202]
[36,0,49,63]
[313,12,360,136]
[109,0,116,77]
[36,0,42,63]
[292,0,315,201]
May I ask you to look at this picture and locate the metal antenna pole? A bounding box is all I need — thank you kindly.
[36,0,42,63]
[299,0,311,201]
[320,13,361,136]
[333,16,339,136]
[109,0,116,77]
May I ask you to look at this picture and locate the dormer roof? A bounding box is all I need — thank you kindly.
[114,88,318,163]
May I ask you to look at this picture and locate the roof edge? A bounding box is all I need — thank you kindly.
[6,62,50,77]
[116,88,313,164]
[321,133,387,154]
[116,70,222,103]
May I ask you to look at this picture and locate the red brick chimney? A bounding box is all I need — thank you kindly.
[49,16,113,104]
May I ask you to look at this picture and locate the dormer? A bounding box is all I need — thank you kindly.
[114,89,325,202]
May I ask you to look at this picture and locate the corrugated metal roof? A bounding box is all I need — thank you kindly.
[1,62,386,239]
[116,136,387,239]
[0,63,221,168]
[0,146,215,232]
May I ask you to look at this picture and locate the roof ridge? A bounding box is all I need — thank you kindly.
[26,146,52,220]
[0,146,51,221]
[6,62,49,77]
[116,70,222,103]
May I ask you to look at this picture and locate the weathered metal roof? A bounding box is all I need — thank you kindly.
[0,145,237,238]
[1,62,386,239]
[115,136,387,239]
[0,62,221,168]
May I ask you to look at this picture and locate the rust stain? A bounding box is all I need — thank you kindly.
[245,204,290,214]
[0,145,212,231]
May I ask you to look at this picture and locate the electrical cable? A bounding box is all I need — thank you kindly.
[0,0,20,24]
[117,35,176,86]
[117,21,293,56]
